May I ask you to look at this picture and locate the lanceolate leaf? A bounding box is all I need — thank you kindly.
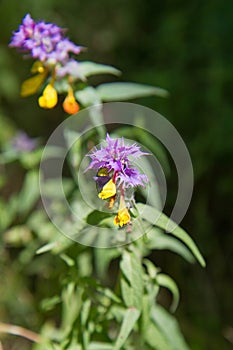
[137,203,206,267]
[147,228,195,264]
[113,307,140,350]
[157,273,180,312]
[145,323,173,350]
[78,61,121,78]
[18,170,40,215]
[120,249,144,310]
[89,343,113,350]
[151,304,190,350]
[96,82,169,101]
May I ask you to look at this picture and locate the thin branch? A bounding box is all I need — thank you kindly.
[0,322,43,343]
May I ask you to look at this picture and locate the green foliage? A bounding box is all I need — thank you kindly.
[95,82,169,101]
[1,4,223,350]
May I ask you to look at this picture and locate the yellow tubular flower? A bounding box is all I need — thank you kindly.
[98,179,116,199]
[114,207,131,227]
[38,84,58,109]
[31,61,45,74]
[63,88,80,114]
[114,194,131,227]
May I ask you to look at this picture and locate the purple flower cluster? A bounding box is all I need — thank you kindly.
[11,131,37,152]
[87,134,149,188]
[9,14,83,64]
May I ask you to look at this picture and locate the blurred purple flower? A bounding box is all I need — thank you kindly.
[11,131,37,152]
[9,14,83,64]
[56,59,81,78]
[86,134,149,189]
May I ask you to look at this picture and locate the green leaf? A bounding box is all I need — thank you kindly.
[20,147,43,169]
[96,82,169,101]
[94,248,121,279]
[145,323,172,350]
[62,283,84,332]
[97,286,121,304]
[137,203,206,267]
[81,299,92,326]
[151,304,190,350]
[78,61,121,79]
[120,249,144,310]
[18,170,40,215]
[113,307,140,350]
[36,242,58,255]
[75,86,101,107]
[40,296,61,311]
[157,273,180,312]
[89,342,113,350]
[120,278,134,308]
[147,228,195,264]
[60,253,75,267]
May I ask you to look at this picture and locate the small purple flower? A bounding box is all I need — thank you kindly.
[11,131,37,152]
[86,134,149,189]
[9,14,83,64]
[56,59,81,78]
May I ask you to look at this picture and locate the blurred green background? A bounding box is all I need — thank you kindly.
[0,0,232,349]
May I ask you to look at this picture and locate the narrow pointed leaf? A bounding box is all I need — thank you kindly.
[78,61,121,78]
[157,273,180,312]
[113,307,140,350]
[120,249,144,310]
[96,82,169,101]
[151,304,190,350]
[137,203,206,267]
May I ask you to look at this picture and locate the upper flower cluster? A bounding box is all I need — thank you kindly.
[9,14,83,114]
[87,134,149,188]
[87,134,149,228]
[9,14,83,64]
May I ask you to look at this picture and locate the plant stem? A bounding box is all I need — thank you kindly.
[0,322,43,343]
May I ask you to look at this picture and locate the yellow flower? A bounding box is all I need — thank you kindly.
[114,207,131,227]
[113,194,131,227]
[63,88,80,114]
[38,84,58,109]
[98,179,116,199]
[31,61,45,74]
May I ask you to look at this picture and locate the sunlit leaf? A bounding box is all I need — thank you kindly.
[157,273,180,312]
[75,86,101,106]
[147,228,195,263]
[145,323,172,350]
[78,61,121,79]
[40,296,61,311]
[120,249,144,310]
[151,304,190,350]
[113,307,140,350]
[137,203,206,267]
[89,343,113,350]
[18,170,40,215]
[96,82,169,101]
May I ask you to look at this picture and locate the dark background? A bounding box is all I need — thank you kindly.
[0,0,232,349]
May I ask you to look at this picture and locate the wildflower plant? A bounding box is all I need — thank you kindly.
[0,13,206,350]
